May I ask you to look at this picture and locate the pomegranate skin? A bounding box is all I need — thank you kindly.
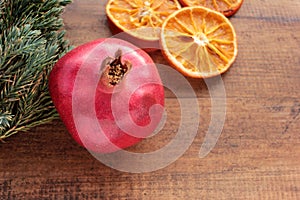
[49,38,164,153]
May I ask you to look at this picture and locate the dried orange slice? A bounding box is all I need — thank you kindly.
[160,6,237,78]
[106,0,181,48]
[179,0,243,17]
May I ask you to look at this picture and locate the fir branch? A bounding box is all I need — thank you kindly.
[0,0,72,140]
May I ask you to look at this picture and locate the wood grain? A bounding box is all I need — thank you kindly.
[1,0,300,199]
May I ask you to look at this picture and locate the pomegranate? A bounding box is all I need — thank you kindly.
[49,38,164,153]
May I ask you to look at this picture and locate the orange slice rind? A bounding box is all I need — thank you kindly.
[161,6,237,78]
[179,0,243,17]
[106,0,181,41]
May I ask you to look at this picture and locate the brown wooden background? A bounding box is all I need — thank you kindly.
[1,0,300,199]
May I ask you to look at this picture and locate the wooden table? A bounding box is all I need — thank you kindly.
[1,0,299,199]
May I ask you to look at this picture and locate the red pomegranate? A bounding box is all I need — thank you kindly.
[49,38,164,153]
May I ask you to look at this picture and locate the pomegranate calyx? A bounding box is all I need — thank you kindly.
[101,49,131,87]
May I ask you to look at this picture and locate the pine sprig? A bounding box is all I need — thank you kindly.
[0,0,72,140]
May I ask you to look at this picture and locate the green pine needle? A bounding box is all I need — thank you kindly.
[0,0,72,140]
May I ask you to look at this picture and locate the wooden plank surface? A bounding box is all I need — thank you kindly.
[1,0,300,199]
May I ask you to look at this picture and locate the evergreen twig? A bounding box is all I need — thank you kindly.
[0,0,72,140]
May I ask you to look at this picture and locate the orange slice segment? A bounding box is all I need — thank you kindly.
[160,6,237,78]
[179,0,243,17]
[106,0,181,41]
